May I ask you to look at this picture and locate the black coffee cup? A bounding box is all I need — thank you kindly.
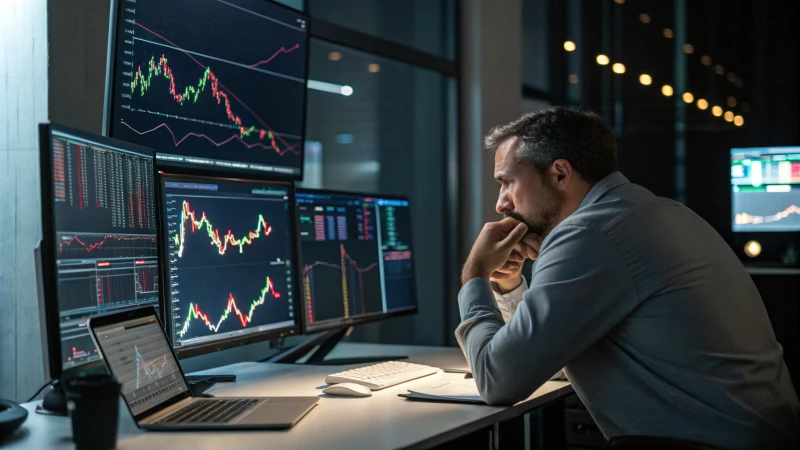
[65,375,121,450]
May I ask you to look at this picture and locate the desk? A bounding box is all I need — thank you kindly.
[4,343,572,450]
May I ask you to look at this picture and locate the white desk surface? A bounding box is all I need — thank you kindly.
[5,343,572,450]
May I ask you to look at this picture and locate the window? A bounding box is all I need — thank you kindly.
[302,40,453,344]
[308,0,456,60]
[522,0,550,92]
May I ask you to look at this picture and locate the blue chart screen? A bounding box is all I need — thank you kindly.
[731,147,800,232]
[161,176,296,350]
[109,0,308,176]
[296,191,417,330]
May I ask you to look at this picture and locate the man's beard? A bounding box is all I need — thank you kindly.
[504,197,561,237]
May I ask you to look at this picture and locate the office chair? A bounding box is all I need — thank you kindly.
[606,436,724,450]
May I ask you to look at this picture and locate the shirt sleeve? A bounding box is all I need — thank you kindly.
[455,224,640,405]
[491,277,528,322]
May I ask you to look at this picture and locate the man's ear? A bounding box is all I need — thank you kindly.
[551,159,573,188]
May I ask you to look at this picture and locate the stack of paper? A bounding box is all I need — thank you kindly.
[402,379,485,404]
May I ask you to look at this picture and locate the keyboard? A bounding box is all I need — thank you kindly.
[157,399,260,424]
[325,361,440,390]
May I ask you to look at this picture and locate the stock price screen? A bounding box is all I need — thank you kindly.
[161,176,296,351]
[108,0,308,177]
[49,129,159,370]
[731,147,800,232]
[296,190,416,331]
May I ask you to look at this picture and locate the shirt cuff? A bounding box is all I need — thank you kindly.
[455,278,505,356]
[491,276,528,322]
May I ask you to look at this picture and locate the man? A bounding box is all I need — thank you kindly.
[457,107,800,449]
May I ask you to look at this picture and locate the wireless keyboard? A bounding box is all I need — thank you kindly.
[325,361,440,390]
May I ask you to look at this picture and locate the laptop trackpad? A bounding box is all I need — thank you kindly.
[235,397,318,427]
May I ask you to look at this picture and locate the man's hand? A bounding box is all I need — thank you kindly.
[462,217,528,285]
[489,234,544,293]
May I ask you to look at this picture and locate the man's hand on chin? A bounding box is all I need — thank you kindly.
[461,217,528,285]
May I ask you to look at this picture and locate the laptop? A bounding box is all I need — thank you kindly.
[88,306,318,430]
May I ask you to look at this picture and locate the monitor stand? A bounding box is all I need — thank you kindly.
[35,380,67,416]
[265,327,408,365]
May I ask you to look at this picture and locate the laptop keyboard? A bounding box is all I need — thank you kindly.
[156,399,260,424]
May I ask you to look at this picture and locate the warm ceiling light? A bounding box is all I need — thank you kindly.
[683,44,695,54]
[612,63,626,74]
[639,13,651,23]
[614,0,625,4]
[727,96,737,107]
[715,65,725,75]
[697,99,709,110]
[368,63,380,73]
[712,106,723,117]
[724,111,734,122]
[328,52,342,61]
[744,240,761,258]
[661,85,673,96]
[682,92,694,103]
[700,55,712,65]
[734,115,744,126]
[564,41,576,52]
[568,74,579,84]
[663,28,673,39]
[639,74,652,85]
[596,54,610,65]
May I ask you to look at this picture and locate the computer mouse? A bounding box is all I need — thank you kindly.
[322,383,372,398]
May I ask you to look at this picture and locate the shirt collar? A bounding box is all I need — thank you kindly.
[578,171,630,209]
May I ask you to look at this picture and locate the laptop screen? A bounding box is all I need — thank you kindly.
[93,314,188,416]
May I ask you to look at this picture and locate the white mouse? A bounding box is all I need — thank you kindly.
[323,383,373,398]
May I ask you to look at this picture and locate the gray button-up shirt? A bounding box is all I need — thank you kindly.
[456,172,800,449]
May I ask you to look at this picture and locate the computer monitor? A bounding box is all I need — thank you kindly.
[295,189,417,333]
[104,0,309,178]
[38,124,160,380]
[159,174,300,358]
[731,147,800,232]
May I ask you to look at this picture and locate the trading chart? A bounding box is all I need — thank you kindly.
[161,177,296,350]
[109,0,308,176]
[50,130,159,369]
[731,147,800,232]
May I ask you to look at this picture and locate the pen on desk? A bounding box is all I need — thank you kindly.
[442,368,473,378]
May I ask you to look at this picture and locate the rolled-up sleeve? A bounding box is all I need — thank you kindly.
[455,224,640,405]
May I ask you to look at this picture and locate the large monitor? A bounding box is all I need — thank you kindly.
[159,174,300,357]
[104,0,309,178]
[295,189,417,333]
[38,124,160,379]
[731,147,800,232]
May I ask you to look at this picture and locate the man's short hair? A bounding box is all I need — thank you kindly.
[484,107,618,183]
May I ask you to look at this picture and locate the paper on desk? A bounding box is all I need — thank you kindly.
[406,379,485,404]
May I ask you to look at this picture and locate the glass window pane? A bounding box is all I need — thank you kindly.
[522,0,550,91]
[302,39,452,345]
[273,0,304,11]
[308,0,455,60]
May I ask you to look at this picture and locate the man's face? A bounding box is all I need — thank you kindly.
[494,137,562,237]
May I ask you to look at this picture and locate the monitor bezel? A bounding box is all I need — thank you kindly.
[730,146,800,233]
[38,123,161,381]
[102,0,310,181]
[158,172,302,359]
[295,187,420,334]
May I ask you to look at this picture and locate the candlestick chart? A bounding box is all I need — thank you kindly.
[162,177,296,349]
[108,0,308,175]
